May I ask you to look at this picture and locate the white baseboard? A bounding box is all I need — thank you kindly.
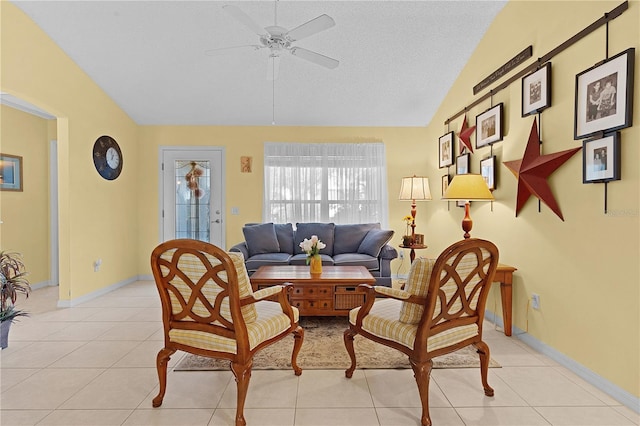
[30,280,55,290]
[56,276,140,307]
[485,310,640,414]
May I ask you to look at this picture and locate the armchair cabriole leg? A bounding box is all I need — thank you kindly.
[411,358,433,426]
[231,361,252,426]
[152,348,175,407]
[343,328,358,378]
[474,341,495,396]
[292,326,304,375]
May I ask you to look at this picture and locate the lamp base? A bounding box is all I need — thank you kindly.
[462,202,473,239]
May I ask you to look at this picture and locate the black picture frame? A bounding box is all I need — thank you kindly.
[574,48,635,140]
[456,153,470,175]
[441,174,450,197]
[455,153,470,207]
[522,62,552,116]
[438,131,454,168]
[0,153,23,192]
[582,132,621,183]
[475,103,504,148]
[480,156,496,191]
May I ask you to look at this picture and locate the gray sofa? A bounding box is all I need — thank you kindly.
[229,222,398,287]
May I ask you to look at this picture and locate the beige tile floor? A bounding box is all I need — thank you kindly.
[1,281,638,426]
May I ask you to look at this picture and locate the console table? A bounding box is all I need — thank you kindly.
[250,265,376,317]
[494,264,518,336]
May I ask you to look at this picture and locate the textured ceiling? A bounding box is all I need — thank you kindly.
[11,1,506,127]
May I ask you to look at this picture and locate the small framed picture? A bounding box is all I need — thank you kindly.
[582,132,621,183]
[574,48,635,140]
[240,156,252,173]
[441,174,450,197]
[456,153,470,175]
[475,103,504,148]
[438,132,454,168]
[522,62,552,116]
[0,153,23,191]
[480,156,496,191]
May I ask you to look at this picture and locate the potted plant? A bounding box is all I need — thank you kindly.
[0,251,31,349]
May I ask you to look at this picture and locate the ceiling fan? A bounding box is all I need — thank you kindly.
[207,2,339,80]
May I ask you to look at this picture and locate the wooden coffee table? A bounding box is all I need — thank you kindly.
[250,265,376,316]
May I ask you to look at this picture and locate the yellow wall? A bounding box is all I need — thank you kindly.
[0,105,51,286]
[422,0,639,397]
[1,2,140,301]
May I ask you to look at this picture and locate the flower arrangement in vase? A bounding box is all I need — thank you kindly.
[299,235,326,275]
[402,215,414,246]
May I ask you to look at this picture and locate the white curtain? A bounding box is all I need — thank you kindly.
[263,142,389,227]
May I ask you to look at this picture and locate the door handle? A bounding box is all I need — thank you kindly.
[213,219,221,223]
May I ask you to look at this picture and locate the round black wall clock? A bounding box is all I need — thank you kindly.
[92,135,123,180]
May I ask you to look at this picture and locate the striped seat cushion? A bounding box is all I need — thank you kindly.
[170,301,299,353]
[350,298,478,352]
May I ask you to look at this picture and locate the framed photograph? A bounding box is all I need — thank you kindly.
[582,132,621,183]
[0,153,23,192]
[475,103,504,148]
[522,62,552,116]
[455,154,470,207]
[480,156,496,191]
[438,131,454,168]
[456,153,469,175]
[441,174,450,197]
[574,48,635,139]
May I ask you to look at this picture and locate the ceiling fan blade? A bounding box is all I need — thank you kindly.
[266,55,281,81]
[287,14,335,42]
[205,45,262,56]
[290,47,339,69]
[222,4,267,37]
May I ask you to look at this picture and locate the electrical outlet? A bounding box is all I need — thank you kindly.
[531,293,540,310]
[399,250,404,259]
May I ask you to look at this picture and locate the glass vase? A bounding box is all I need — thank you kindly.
[309,255,323,276]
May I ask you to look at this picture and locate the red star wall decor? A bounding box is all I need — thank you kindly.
[503,118,581,221]
[457,115,476,154]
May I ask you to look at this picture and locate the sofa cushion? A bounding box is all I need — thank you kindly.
[333,223,380,255]
[295,223,335,256]
[274,223,295,254]
[244,253,292,273]
[333,253,380,271]
[358,229,394,257]
[243,223,280,257]
[289,253,334,266]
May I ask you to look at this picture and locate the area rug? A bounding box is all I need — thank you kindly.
[174,317,500,371]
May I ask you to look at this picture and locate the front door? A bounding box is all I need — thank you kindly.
[161,147,224,246]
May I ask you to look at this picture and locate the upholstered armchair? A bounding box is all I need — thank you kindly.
[150,239,304,426]
[344,238,499,426]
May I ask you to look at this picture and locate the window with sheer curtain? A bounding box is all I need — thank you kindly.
[263,142,389,227]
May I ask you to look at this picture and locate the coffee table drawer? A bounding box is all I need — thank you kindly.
[334,285,365,310]
[292,299,332,311]
[292,285,332,297]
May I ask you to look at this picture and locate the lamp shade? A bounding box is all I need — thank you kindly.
[442,174,494,201]
[399,176,432,201]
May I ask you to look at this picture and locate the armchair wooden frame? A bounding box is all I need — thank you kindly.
[344,238,499,426]
[151,239,304,426]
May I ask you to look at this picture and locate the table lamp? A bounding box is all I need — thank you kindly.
[442,174,494,239]
[399,176,432,244]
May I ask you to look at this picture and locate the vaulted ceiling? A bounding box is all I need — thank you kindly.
[10,1,505,127]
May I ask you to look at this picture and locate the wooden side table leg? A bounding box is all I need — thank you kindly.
[500,282,513,337]
[409,249,416,263]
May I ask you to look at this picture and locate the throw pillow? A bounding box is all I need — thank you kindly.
[333,223,380,255]
[399,257,435,324]
[242,223,280,257]
[357,229,394,257]
[295,223,335,256]
[274,223,295,254]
